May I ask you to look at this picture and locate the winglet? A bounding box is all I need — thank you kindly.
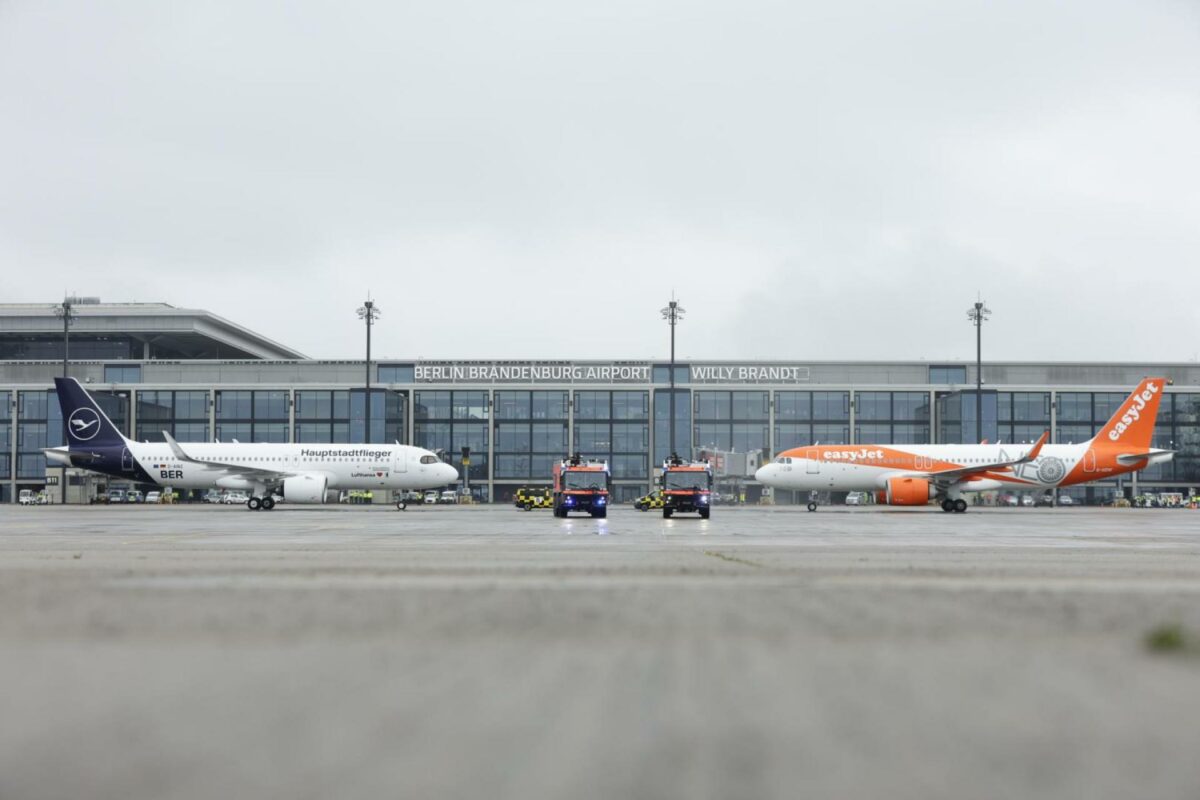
[1024,431,1049,462]
[161,430,197,463]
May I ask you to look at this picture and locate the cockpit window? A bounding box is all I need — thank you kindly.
[419,455,438,464]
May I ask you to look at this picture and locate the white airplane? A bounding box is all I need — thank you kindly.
[44,377,458,511]
[755,377,1174,512]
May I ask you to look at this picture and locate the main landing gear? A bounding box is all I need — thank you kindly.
[806,502,818,512]
[941,498,968,513]
[246,496,276,511]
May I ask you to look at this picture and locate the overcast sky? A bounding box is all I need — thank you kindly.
[1,0,1198,362]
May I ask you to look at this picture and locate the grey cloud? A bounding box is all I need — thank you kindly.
[1,0,1197,360]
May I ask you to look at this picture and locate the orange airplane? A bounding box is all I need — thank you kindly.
[755,378,1173,512]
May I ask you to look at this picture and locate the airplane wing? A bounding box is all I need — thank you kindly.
[162,431,295,480]
[915,431,1049,486]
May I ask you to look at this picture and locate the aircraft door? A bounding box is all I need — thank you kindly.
[394,448,407,473]
[805,448,820,474]
[121,447,134,472]
[1083,448,1097,473]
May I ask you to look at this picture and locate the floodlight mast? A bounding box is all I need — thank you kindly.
[54,298,75,505]
[661,297,686,464]
[357,299,381,445]
[967,298,991,443]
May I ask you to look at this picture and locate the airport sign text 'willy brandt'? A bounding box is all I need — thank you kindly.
[411,363,812,384]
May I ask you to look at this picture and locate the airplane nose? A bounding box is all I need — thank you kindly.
[754,464,773,484]
[441,463,459,483]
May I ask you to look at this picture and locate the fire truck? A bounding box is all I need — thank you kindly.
[660,457,713,518]
[552,455,611,518]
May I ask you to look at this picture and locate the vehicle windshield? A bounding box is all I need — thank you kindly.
[564,471,608,491]
[664,471,710,491]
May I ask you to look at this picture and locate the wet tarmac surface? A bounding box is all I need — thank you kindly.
[2,504,1199,799]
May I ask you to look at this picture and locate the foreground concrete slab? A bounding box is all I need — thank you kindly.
[1,505,1199,800]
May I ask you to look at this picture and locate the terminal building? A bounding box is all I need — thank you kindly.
[2,300,1198,504]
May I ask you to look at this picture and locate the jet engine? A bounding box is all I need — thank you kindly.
[282,474,328,504]
[884,476,934,506]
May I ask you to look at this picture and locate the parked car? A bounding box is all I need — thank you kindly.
[423,490,439,505]
[1058,494,1075,506]
[127,489,144,504]
[845,491,866,506]
[222,492,249,505]
[439,490,458,504]
[144,491,161,504]
[1021,495,1034,507]
[998,494,1019,507]
[18,489,37,506]
[107,488,126,504]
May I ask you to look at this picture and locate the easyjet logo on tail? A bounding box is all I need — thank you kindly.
[1108,381,1159,442]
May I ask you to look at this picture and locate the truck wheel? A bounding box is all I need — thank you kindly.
[699,508,710,519]
[663,508,673,519]
[592,508,607,519]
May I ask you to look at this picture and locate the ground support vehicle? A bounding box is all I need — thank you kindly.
[660,459,714,519]
[634,490,665,511]
[552,455,611,518]
[514,487,553,510]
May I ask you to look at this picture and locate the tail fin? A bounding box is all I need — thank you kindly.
[1095,377,1166,450]
[54,377,129,449]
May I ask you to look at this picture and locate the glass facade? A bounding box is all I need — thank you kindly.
[104,365,142,383]
[293,389,406,444]
[854,391,930,444]
[216,390,289,443]
[937,391,998,444]
[929,365,966,384]
[694,391,769,457]
[0,411,8,479]
[653,389,691,464]
[136,390,210,442]
[574,391,649,480]
[494,391,568,480]
[3,360,1199,503]
[0,335,141,360]
[415,390,487,481]
[378,364,414,383]
[774,391,850,452]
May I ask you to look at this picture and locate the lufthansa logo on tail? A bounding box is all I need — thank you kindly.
[67,408,101,441]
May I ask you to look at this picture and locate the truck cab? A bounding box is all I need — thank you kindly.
[660,458,713,519]
[552,455,611,518]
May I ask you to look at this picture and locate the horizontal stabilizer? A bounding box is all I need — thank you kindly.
[1116,450,1175,466]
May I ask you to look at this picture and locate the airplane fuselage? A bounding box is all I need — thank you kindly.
[48,441,457,493]
[755,441,1169,496]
